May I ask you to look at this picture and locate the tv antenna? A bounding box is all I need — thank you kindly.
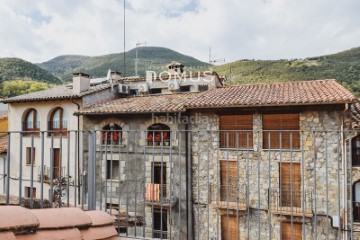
[134,41,147,76]
[209,47,225,64]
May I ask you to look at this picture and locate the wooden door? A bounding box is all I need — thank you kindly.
[220,161,237,202]
[221,215,239,240]
[53,148,60,179]
[280,163,301,208]
[281,222,302,240]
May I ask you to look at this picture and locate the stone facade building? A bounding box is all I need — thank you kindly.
[2,61,360,239]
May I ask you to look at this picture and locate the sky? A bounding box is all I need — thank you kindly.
[0,0,360,63]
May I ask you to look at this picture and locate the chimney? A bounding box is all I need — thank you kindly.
[167,61,184,75]
[110,71,122,82]
[73,72,90,94]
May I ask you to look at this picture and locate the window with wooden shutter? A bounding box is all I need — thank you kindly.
[280,163,301,208]
[221,215,239,240]
[263,114,300,149]
[220,161,238,202]
[219,115,253,148]
[281,222,302,240]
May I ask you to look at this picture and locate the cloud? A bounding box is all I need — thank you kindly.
[0,0,359,64]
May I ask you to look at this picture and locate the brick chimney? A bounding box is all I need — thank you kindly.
[73,72,90,94]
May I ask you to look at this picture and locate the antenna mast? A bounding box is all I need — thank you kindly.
[135,41,147,76]
[209,46,225,64]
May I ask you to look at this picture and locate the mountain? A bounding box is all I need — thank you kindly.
[37,46,211,81]
[0,58,62,84]
[214,47,360,96]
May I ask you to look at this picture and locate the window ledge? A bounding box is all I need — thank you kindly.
[262,149,301,152]
[219,148,254,151]
[269,207,313,218]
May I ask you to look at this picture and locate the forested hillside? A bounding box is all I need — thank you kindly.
[37,46,210,81]
[214,47,360,96]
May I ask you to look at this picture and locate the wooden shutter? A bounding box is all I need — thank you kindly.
[281,222,302,240]
[220,161,237,202]
[53,149,60,179]
[263,114,300,149]
[221,215,239,240]
[220,115,253,148]
[280,163,301,208]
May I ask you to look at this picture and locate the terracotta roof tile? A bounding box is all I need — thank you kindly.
[1,84,111,103]
[16,228,83,240]
[187,80,355,109]
[80,225,118,240]
[77,93,199,115]
[85,211,114,227]
[31,208,92,230]
[0,206,39,232]
[0,231,16,240]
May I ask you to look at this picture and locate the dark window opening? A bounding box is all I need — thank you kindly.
[180,85,190,92]
[26,147,36,165]
[352,135,360,166]
[130,89,138,96]
[25,187,36,198]
[107,160,120,180]
[198,85,209,92]
[353,181,360,222]
[153,209,167,239]
[150,88,162,94]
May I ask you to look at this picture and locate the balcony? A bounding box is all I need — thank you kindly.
[38,166,67,184]
[145,183,177,208]
[153,230,168,239]
[268,189,313,218]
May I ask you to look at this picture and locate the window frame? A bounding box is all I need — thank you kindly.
[263,113,300,150]
[219,114,253,149]
[146,124,171,146]
[49,107,67,135]
[25,186,36,198]
[26,147,36,165]
[23,108,40,132]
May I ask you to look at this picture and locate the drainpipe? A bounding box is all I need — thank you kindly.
[341,103,349,240]
[71,99,81,205]
[185,121,193,240]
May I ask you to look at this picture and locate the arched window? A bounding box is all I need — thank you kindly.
[49,107,67,133]
[23,109,40,131]
[352,135,360,166]
[101,123,122,145]
[146,124,170,146]
[354,181,360,222]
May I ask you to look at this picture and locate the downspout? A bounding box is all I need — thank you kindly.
[341,103,349,240]
[185,121,193,240]
[71,99,81,205]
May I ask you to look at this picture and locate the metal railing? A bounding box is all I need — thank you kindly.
[0,129,360,240]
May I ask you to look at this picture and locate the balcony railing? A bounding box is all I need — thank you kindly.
[152,230,168,239]
[38,166,66,183]
[268,188,313,217]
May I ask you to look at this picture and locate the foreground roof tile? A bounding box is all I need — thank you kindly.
[81,225,118,240]
[16,228,83,240]
[85,211,114,227]
[0,231,16,240]
[0,206,39,232]
[31,208,92,230]
[187,80,355,109]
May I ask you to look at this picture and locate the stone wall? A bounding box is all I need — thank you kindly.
[190,110,345,240]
